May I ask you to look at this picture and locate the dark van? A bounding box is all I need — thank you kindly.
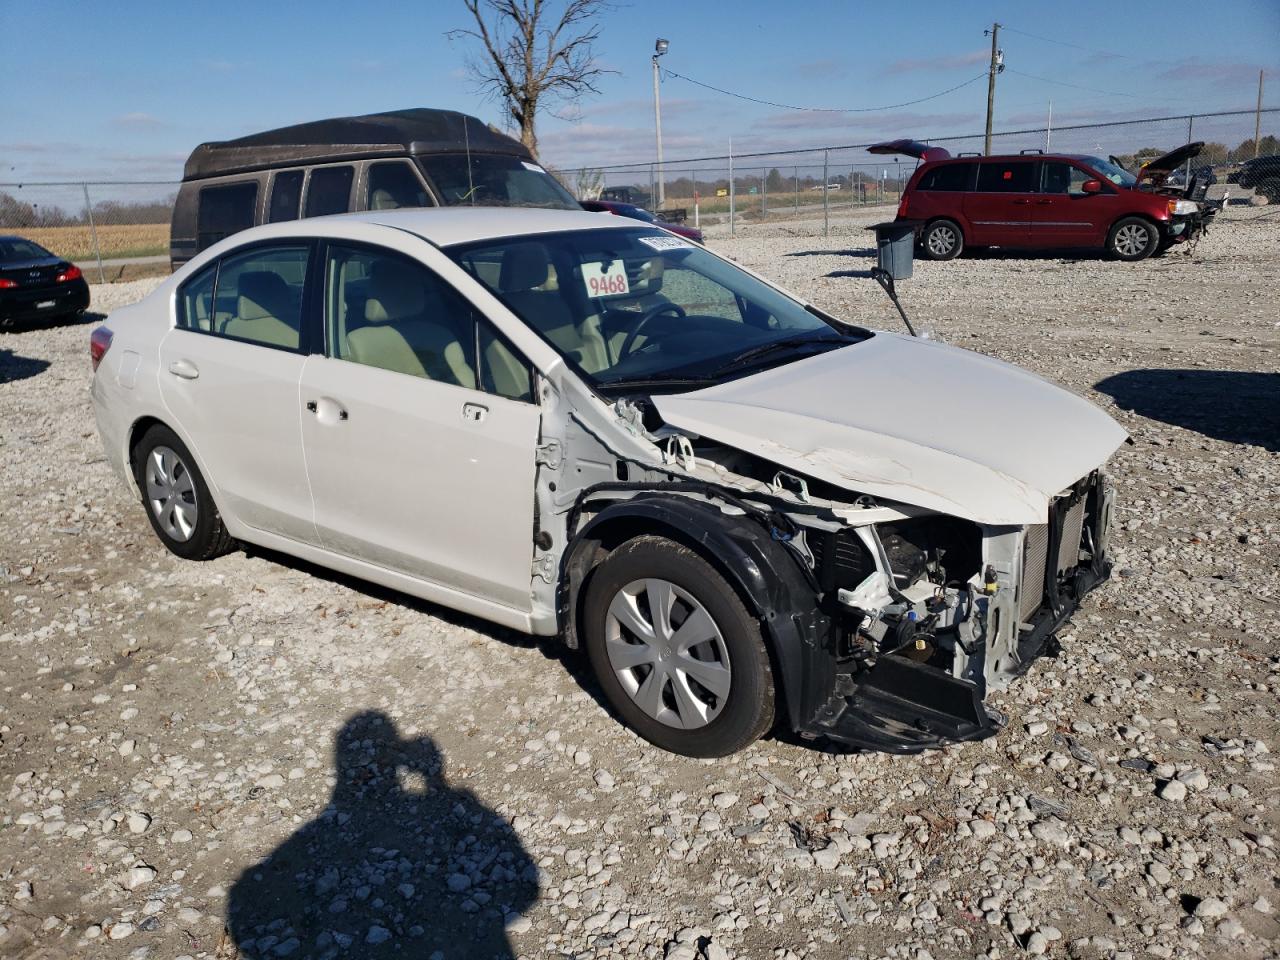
[170,108,579,268]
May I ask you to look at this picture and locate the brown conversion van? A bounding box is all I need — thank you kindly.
[170,108,579,267]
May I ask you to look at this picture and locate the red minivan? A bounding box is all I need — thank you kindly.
[872,140,1212,262]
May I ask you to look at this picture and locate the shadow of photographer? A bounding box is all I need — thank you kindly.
[227,711,537,959]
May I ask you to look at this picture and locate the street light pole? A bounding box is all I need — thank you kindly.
[652,38,669,209]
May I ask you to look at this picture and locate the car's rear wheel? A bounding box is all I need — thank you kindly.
[1107,217,1159,261]
[582,535,775,757]
[920,219,964,261]
[132,424,233,561]
[1258,178,1280,204]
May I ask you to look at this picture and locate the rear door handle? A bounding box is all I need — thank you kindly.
[168,359,199,380]
[462,402,488,423]
[307,398,349,423]
[1012,199,1031,205]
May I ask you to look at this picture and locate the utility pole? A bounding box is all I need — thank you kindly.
[652,39,669,207]
[983,22,1002,156]
[1045,99,1053,151]
[1256,70,1266,159]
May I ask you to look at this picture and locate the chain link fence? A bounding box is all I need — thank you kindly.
[1,108,1276,277]
[562,107,1280,235]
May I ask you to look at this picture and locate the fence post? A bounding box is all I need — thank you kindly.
[729,141,735,237]
[81,183,106,284]
[794,167,799,215]
[761,175,767,218]
[1185,115,1194,185]
[822,150,829,238]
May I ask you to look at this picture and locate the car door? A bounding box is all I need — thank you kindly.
[158,242,317,542]
[298,240,541,611]
[1032,160,1111,246]
[963,160,1036,246]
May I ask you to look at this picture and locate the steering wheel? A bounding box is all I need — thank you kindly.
[616,303,687,361]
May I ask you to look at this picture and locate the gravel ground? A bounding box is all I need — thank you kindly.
[1,208,1278,960]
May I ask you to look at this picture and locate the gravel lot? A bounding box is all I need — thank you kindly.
[2,207,1278,960]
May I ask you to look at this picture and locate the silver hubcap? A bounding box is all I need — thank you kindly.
[605,578,732,729]
[1114,223,1149,257]
[145,445,197,542]
[928,226,956,255]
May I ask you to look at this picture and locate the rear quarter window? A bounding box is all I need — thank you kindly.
[196,182,258,252]
[917,163,975,191]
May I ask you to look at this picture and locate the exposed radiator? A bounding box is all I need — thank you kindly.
[1019,523,1050,622]
[1057,497,1087,575]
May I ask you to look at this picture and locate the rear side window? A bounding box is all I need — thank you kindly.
[917,163,975,191]
[366,161,431,210]
[976,161,1035,193]
[305,166,355,218]
[180,245,310,351]
[268,170,304,222]
[196,182,258,252]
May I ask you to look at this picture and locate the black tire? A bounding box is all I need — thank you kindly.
[132,424,234,561]
[582,535,775,757]
[1258,178,1280,203]
[919,219,964,261]
[1106,216,1159,261]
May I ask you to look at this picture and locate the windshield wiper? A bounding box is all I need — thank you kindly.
[597,374,717,392]
[711,334,845,377]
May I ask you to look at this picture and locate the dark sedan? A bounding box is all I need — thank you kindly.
[580,200,704,243]
[0,236,91,326]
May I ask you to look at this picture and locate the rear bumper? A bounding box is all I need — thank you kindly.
[0,281,90,322]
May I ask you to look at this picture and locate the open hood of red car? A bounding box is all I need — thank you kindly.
[867,139,951,162]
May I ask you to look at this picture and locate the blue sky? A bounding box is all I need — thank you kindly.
[2,0,1277,182]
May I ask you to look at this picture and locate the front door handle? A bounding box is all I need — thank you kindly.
[168,359,199,380]
[462,402,488,423]
[1035,199,1053,205]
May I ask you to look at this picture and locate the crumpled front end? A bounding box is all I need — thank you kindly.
[788,471,1115,753]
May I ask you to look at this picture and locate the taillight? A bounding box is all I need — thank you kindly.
[57,265,82,283]
[897,194,909,218]
[90,326,113,372]
[0,278,16,289]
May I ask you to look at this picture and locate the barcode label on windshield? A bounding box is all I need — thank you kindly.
[637,235,692,251]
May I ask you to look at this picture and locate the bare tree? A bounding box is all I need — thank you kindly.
[450,0,612,157]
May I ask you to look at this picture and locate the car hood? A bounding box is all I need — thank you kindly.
[1137,141,1203,187]
[653,334,1127,525]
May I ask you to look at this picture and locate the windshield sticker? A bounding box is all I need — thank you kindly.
[582,260,631,299]
[637,235,692,252]
[521,161,546,173]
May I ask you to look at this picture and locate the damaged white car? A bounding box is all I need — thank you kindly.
[90,208,1126,757]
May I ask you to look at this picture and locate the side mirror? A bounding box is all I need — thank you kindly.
[1081,179,1103,194]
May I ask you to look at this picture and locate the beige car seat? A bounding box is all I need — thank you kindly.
[499,243,608,373]
[221,271,299,348]
[345,258,476,388]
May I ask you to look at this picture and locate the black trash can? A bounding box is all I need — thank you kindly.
[867,220,920,280]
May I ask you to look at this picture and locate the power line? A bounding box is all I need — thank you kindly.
[1000,25,1142,63]
[1005,68,1142,100]
[660,67,988,113]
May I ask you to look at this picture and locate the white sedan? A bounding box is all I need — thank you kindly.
[90,208,1125,757]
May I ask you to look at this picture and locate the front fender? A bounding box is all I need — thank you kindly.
[559,492,833,733]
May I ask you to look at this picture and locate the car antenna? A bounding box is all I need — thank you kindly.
[870,268,918,338]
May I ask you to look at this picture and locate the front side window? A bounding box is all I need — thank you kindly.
[976,161,1035,193]
[305,166,355,218]
[1040,161,1092,196]
[210,245,309,350]
[1082,156,1136,187]
[918,162,975,192]
[196,182,258,252]
[366,161,431,210]
[325,243,535,400]
[450,229,869,391]
[268,170,304,222]
[417,153,578,209]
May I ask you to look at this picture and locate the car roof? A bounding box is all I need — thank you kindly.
[928,152,1100,164]
[227,207,641,249]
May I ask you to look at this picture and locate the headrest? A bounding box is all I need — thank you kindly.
[364,258,426,323]
[499,243,551,292]
[369,188,397,211]
[237,271,290,321]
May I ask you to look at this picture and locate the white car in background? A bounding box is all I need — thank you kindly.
[90,208,1125,757]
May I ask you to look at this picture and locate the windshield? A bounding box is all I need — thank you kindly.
[449,228,868,390]
[417,153,579,209]
[0,238,53,262]
[1082,156,1136,187]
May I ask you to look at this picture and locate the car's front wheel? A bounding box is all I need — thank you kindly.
[1107,217,1159,261]
[920,219,964,260]
[582,535,775,757]
[132,423,233,561]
